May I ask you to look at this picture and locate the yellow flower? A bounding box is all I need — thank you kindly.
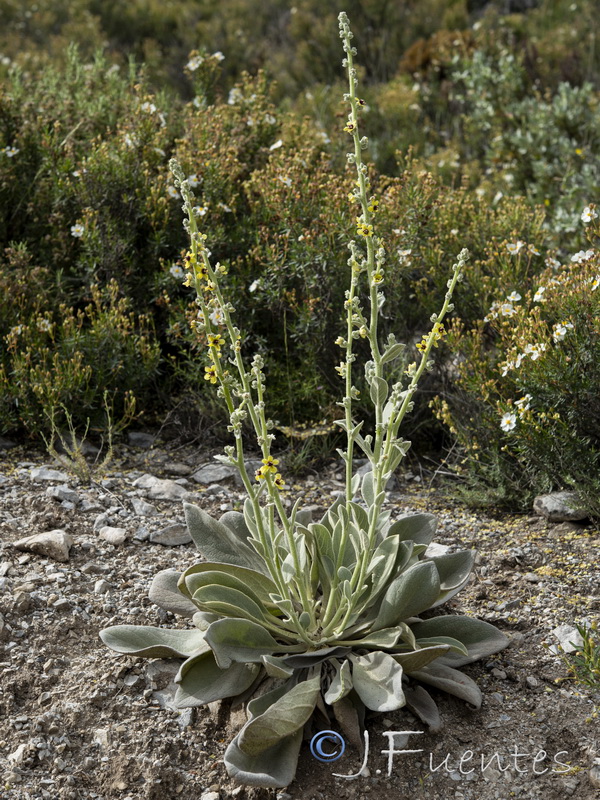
[255,467,266,481]
[207,333,225,350]
[356,222,373,237]
[348,192,358,203]
[204,365,218,384]
[367,198,379,213]
[344,121,357,133]
[273,473,285,489]
[261,456,279,473]
[195,264,209,281]
[372,272,384,284]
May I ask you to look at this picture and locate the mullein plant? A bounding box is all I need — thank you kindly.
[101,13,507,788]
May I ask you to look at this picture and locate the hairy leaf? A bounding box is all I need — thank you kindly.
[99,625,208,658]
[204,618,288,669]
[183,502,265,573]
[388,513,437,546]
[374,561,440,630]
[350,651,405,712]
[393,645,451,672]
[409,616,509,666]
[409,661,482,708]
[427,550,475,607]
[179,562,278,609]
[224,728,303,788]
[403,685,442,733]
[174,650,260,708]
[238,672,321,756]
[323,658,353,704]
[148,569,198,618]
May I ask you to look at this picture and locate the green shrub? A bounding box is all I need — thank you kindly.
[1,277,160,435]
[435,212,600,517]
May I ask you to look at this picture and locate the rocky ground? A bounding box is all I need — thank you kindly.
[0,435,599,800]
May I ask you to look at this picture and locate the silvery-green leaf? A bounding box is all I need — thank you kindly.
[351,472,361,497]
[415,636,468,657]
[369,376,389,406]
[295,508,313,527]
[393,645,450,672]
[374,561,440,630]
[261,654,295,679]
[382,400,395,425]
[148,569,198,618]
[410,616,509,666]
[298,611,311,629]
[428,550,475,607]
[354,432,374,459]
[386,440,411,472]
[183,502,265,573]
[238,673,321,756]
[281,552,296,580]
[204,618,285,669]
[403,685,442,733]
[388,513,437,546]
[182,569,268,611]
[367,536,400,597]
[99,625,208,658]
[349,651,405,712]
[192,585,276,628]
[324,659,353,704]
[174,650,260,707]
[310,522,335,562]
[192,611,220,631]
[381,342,406,364]
[338,626,403,649]
[178,563,278,608]
[350,501,369,530]
[361,470,375,507]
[224,728,303,789]
[332,693,364,753]
[337,566,353,583]
[408,661,482,708]
[282,646,351,669]
[219,510,253,543]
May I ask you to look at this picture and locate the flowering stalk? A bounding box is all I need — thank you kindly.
[170,161,315,642]
[320,14,469,638]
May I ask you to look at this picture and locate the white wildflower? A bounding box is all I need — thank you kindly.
[140,101,157,113]
[506,241,525,255]
[170,264,185,279]
[70,223,84,238]
[581,206,597,224]
[193,205,208,217]
[515,394,532,412]
[500,302,516,317]
[552,321,574,342]
[269,139,283,151]
[186,55,204,71]
[167,185,180,199]
[3,146,19,157]
[571,249,594,263]
[533,287,546,302]
[506,291,521,302]
[500,412,517,432]
[187,174,201,188]
[212,51,225,61]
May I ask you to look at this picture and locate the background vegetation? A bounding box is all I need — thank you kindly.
[1,0,598,514]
